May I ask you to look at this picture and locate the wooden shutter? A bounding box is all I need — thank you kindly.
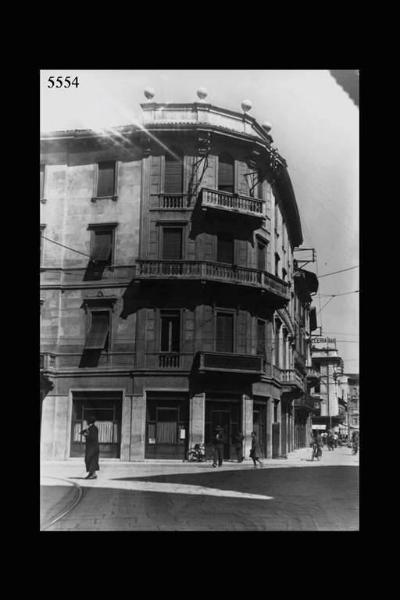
[160,311,180,352]
[216,313,234,353]
[163,228,182,259]
[257,320,266,356]
[40,165,45,198]
[257,241,266,271]
[164,156,183,194]
[218,155,234,193]
[97,162,115,197]
[85,312,109,349]
[217,234,234,264]
[92,231,112,262]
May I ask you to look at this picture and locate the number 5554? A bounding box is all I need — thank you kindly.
[47,76,79,88]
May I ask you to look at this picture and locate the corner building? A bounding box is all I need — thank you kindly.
[40,99,316,462]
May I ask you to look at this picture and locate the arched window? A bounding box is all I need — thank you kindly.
[218,153,234,194]
[164,150,183,194]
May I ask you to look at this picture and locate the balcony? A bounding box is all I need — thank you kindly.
[199,188,265,224]
[306,366,320,385]
[294,395,318,411]
[152,193,195,210]
[281,368,305,393]
[135,260,290,301]
[40,352,56,371]
[196,351,264,375]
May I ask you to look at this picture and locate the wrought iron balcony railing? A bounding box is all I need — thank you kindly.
[135,260,290,300]
[199,187,265,220]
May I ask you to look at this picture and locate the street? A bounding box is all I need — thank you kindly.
[41,446,359,531]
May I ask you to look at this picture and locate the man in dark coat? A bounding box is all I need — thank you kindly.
[80,416,100,479]
[234,430,244,462]
[212,426,225,467]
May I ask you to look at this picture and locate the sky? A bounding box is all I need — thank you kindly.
[40,69,359,373]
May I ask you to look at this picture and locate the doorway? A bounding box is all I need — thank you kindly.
[253,403,266,458]
[205,399,240,460]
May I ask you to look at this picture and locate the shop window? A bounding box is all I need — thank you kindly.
[164,152,183,194]
[97,161,116,197]
[217,233,234,264]
[218,153,234,194]
[160,310,180,353]
[85,310,110,351]
[216,312,234,353]
[162,227,183,259]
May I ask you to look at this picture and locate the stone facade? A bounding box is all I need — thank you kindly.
[40,100,318,462]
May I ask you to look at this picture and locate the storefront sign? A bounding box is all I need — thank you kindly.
[312,424,326,430]
[179,428,186,440]
[148,437,156,444]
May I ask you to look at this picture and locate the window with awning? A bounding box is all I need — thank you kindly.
[97,162,116,197]
[85,311,110,350]
[91,230,112,263]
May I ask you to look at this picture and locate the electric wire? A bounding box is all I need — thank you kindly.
[41,235,92,260]
[318,265,359,278]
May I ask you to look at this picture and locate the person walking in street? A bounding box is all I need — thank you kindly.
[327,431,335,451]
[352,430,359,455]
[250,431,263,467]
[334,432,338,448]
[212,426,225,467]
[234,430,244,463]
[80,415,100,479]
[311,432,322,461]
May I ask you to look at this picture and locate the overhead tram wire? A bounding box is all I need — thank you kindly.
[318,265,359,278]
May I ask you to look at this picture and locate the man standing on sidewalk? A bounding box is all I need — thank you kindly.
[234,430,244,462]
[80,415,100,479]
[212,426,225,467]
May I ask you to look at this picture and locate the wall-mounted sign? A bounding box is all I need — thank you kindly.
[179,428,186,440]
[148,437,156,444]
[311,337,336,344]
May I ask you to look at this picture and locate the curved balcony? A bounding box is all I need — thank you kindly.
[306,366,320,386]
[199,187,265,225]
[134,260,290,302]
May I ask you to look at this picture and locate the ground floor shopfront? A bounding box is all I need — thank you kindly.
[40,373,302,462]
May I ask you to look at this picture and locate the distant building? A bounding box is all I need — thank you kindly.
[40,93,319,462]
[310,338,345,432]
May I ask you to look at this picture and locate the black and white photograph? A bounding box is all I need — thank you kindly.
[40,69,359,531]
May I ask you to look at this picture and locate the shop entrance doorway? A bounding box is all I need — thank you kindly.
[253,404,267,458]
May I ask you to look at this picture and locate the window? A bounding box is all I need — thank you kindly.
[85,310,110,351]
[282,329,287,369]
[218,153,234,194]
[97,161,116,197]
[275,253,280,277]
[160,310,180,353]
[164,153,183,194]
[40,224,46,265]
[216,312,234,353]
[40,164,45,199]
[257,320,266,357]
[217,233,234,264]
[89,227,113,265]
[162,227,183,259]
[282,267,287,281]
[274,320,280,366]
[257,239,266,271]
[249,170,262,199]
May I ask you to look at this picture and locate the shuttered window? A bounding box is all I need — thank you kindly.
[217,233,234,264]
[85,311,110,350]
[274,320,280,366]
[160,311,180,352]
[164,154,183,194]
[91,230,112,263]
[257,320,266,356]
[97,162,116,197]
[257,241,266,271]
[216,312,234,353]
[40,165,45,198]
[162,228,182,260]
[218,154,234,193]
[275,253,280,277]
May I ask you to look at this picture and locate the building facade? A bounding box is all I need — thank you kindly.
[40,96,318,462]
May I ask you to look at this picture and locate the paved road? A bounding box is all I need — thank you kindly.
[41,462,358,531]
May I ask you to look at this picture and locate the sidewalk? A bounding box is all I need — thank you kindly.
[41,445,358,485]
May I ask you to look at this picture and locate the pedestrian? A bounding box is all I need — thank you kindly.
[351,430,359,455]
[234,430,244,462]
[321,431,327,446]
[80,415,100,479]
[212,426,225,467]
[334,432,338,448]
[327,431,335,451]
[250,431,263,467]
